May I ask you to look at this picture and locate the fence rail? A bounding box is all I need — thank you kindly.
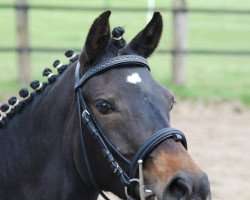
[1,4,250,15]
[0,4,249,55]
[1,2,250,85]
[1,47,250,56]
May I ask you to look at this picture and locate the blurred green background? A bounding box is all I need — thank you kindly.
[0,0,250,105]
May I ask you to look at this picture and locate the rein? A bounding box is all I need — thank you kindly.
[74,55,187,200]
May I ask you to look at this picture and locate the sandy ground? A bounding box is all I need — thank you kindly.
[98,100,250,200]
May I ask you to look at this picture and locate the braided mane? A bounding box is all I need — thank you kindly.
[0,50,78,129]
[0,26,126,129]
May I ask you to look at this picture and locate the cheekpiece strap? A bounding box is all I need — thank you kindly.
[74,55,149,90]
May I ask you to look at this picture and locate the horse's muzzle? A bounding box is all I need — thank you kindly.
[163,171,211,200]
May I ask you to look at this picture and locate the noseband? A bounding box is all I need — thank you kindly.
[74,55,187,200]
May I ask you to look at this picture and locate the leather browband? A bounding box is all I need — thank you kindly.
[74,55,150,90]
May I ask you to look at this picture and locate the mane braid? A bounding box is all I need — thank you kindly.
[0,50,79,129]
[111,27,126,49]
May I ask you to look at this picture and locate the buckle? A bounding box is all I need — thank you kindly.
[174,133,183,142]
[82,110,90,123]
[125,160,154,200]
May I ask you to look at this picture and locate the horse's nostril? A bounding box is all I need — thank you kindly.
[163,171,211,200]
[169,178,191,197]
[163,172,193,200]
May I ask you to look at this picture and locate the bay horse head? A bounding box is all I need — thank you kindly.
[74,11,211,200]
[0,11,211,200]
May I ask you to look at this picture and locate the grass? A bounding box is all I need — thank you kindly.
[0,0,250,105]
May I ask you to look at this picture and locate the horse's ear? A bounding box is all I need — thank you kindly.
[127,12,163,58]
[79,11,111,66]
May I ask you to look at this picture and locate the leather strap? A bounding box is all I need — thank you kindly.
[129,128,187,179]
[75,55,149,90]
[76,89,111,200]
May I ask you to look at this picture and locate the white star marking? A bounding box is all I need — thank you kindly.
[126,73,142,84]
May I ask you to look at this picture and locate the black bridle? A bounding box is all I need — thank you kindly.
[74,55,187,200]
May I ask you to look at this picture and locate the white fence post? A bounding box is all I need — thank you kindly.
[171,0,187,86]
[147,0,155,22]
[16,0,31,84]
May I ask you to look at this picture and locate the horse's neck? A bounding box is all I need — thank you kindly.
[0,64,98,199]
[16,64,77,151]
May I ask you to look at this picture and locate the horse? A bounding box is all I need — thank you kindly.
[0,11,211,200]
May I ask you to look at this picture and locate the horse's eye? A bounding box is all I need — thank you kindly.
[95,100,113,115]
